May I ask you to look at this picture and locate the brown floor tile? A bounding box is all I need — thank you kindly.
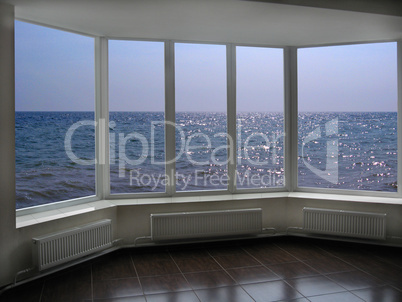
[92,253,136,280]
[146,290,200,302]
[242,280,303,302]
[342,257,402,289]
[140,274,191,295]
[308,291,364,302]
[131,250,171,262]
[174,257,221,273]
[226,266,281,284]
[245,245,298,265]
[184,270,236,290]
[276,241,330,261]
[207,245,246,257]
[326,270,385,290]
[196,285,254,302]
[366,246,402,268]
[303,256,355,274]
[91,296,146,302]
[41,266,92,302]
[352,285,402,302]
[390,280,402,291]
[241,241,276,253]
[320,243,371,261]
[169,248,210,260]
[267,261,320,279]
[213,253,260,269]
[0,279,44,302]
[286,275,346,297]
[134,258,180,276]
[93,277,143,299]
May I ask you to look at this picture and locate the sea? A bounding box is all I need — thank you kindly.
[15,111,397,209]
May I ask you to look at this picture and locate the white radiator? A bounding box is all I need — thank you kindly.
[303,207,386,240]
[32,219,112,271]
[150,208,262,241]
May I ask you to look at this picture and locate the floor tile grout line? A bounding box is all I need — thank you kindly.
[322,267,386,291]
[296,257,335,275]
[279,243,402,301]
[129,252,147,299]
[240,243,314,300]
[208,244,334,301]
[206,248,258,302]
[389,284,402,293]
[272,242,315,263]
[90,264,94,302]
[167,250,202,301]
[295,259,367,299]
[349,289,369,301]
[241,243,297,269]
[270,242,350,301]
[39,278,51,302]
[38,280,45,302]
[240,244,314,282]
[139,268,228,278]
[304,290,365,301]
[272,241,389,292]
[304,244,402,294]
[315,249,401,289]
[364,245,402,270]
[5,238,402,301]
[280,278,314,301]
[239,242,312,299]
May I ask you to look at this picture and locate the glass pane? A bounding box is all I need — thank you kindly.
[15,21,95,209]
[298,42,398,191]
[236,46,285,189]
[175,43,227,191]
[109,40,165,194]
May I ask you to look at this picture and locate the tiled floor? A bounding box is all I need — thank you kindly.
[1,236,402,301]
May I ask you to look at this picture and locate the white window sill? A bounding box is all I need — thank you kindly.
[16,191,402,228]
[288,192,402,205]
[16,200,115,228]
[109,192,289,206]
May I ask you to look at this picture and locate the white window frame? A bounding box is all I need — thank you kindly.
[295,41,402,198]
[15,20,99,216]
[15,19,402,216]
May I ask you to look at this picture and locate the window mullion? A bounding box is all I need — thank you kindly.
[165,40,176,196]
[227,44,237,193]
[397,40,402,197]
[284,46,298,192]
[95,36,110,199]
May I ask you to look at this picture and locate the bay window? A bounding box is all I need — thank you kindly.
[15,19,400,211]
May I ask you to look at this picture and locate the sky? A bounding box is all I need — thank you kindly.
[15,21,95,111]
[15,20,398,112]
[298,43,398,112]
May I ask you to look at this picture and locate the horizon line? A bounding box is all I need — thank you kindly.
[15,110,398,113]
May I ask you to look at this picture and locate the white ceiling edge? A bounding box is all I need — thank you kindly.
[2,0,402,46]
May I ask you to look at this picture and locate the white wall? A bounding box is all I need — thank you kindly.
[286,195,402,245]
[116,198,288,243]
[0,5,118,287]
[0,2,18,287]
